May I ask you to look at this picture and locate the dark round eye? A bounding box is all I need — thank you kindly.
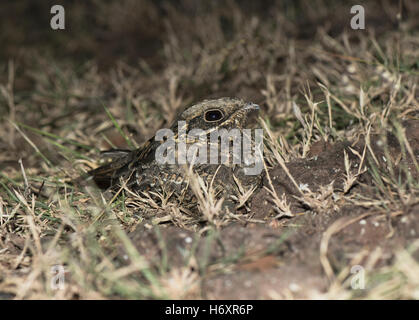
[204,109,224,122]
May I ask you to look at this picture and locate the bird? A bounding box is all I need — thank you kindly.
[88,97,262,211]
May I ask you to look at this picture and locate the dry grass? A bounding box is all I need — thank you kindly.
[0,0,418,299]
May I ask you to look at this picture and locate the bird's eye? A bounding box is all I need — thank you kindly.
[204,109,224,122]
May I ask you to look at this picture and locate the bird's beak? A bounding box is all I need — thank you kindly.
[243,102,260,111]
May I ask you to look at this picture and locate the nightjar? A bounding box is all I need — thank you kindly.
[88,97,262,211]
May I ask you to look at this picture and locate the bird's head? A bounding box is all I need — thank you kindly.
[174,97,260,134]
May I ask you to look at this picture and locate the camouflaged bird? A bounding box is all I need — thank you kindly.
[88,97,262,211]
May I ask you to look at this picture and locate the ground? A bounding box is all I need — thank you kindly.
[0,0,418,299]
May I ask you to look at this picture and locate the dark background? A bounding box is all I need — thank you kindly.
[0,0,412,70]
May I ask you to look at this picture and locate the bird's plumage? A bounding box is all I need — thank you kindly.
[88,97,262,210]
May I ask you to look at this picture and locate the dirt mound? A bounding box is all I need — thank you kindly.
[120,119,418,298]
